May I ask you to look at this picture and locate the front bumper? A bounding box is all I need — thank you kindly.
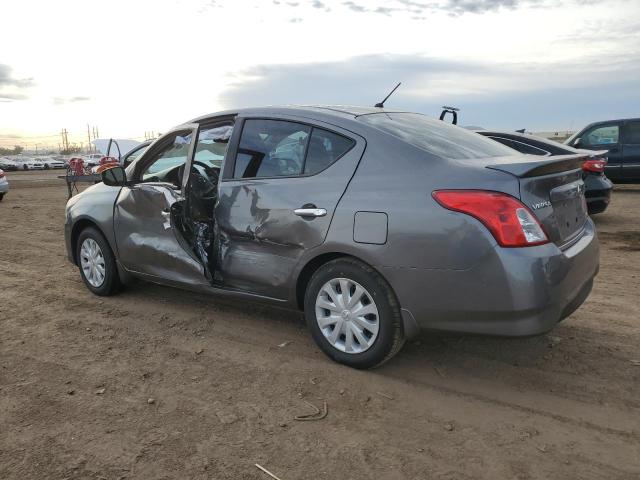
[64,218,75,264]
[384,219,599,337]
[0,179,9,194]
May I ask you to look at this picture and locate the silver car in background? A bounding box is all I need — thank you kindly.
[0,169,9,201]
[64,106,599,368]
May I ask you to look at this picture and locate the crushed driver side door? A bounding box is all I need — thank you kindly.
[114,125,209,287]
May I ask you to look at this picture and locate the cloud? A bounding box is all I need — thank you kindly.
[218,53,640,130]
[53,96,91,105]
[0,64,34,101]
[311,0,328,8]
[0,64,34,88]
[340,0,549,17]
[343,1,367,12]
[0,93,29,102]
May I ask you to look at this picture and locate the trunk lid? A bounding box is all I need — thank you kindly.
[486,154,589,247]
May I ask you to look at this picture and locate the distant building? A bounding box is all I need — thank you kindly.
[533,131,575,142]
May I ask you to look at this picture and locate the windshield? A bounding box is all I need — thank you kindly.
[359,112,515,159]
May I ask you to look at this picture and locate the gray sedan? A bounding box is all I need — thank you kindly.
[64,106,599,368]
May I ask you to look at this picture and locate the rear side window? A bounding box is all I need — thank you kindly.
[304,128,354,175]
[233,119,354,178]
[624,121,640,144]
[359,113,514,159]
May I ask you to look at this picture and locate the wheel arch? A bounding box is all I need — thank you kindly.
[70,218,109,265]
[295,251,420,339]
[295,251,389,308]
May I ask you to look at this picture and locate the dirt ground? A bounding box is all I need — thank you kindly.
[1,169,639,480]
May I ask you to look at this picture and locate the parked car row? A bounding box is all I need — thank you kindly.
[0,154,110,171]
[0,158,20,171]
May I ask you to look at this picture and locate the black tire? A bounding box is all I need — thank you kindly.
[44,164,50,170]
[76,227,121,296]
[0,193,4,202]
[304,258,405,369]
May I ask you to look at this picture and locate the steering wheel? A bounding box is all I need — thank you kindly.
[178,161,219,198]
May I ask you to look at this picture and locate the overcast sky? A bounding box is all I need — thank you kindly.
[1,0,639,148]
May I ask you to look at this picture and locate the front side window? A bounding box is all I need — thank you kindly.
[582,125,619,146]
[140,132,192,186]
[194,124,233,168]
[359,113,514,159]
[123,144,149,167]
[234,120,310,178]
[624,121,640,144]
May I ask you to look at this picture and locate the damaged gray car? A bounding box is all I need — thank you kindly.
[65,106,599,368]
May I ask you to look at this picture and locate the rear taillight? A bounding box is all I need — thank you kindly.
[582,159,606,173]
[0,169,5,179]
[432,190,549,247]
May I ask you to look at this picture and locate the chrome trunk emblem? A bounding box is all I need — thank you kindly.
[531,200,552,210]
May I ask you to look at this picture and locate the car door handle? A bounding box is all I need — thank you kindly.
[294,207,327,217]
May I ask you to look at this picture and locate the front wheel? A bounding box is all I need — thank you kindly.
[76,227,121,296]
[304,258,405,369]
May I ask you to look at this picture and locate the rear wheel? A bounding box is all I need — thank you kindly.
[76,227,121,296]
[304,258,405,369]
[0,193,4,202]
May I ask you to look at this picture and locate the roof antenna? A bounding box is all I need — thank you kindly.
[375,82,401,108]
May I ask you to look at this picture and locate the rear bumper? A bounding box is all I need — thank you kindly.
[384,219,599,337]
[585,175,613,214]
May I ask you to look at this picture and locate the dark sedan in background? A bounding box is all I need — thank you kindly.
[566,118,640,182]
[477,130,613,214]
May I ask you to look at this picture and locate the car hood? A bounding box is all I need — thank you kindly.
[66,181,121,212]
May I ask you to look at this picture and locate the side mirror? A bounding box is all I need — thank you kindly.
[101,166,127,187]
[572,137,582,148]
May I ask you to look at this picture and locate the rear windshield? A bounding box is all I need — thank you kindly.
[359,113,514,159]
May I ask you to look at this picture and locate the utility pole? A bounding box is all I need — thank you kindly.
[87,124,92,153]
[60,128,70,152]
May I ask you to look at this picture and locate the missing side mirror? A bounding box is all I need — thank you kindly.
[101,166,127,187]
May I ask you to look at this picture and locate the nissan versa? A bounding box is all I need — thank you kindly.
[64,106,599,368]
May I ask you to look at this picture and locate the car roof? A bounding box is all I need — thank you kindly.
[188,105,413,125]
[583,117,640,127]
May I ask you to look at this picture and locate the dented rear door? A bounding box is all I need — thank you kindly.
[215,115,365,299]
